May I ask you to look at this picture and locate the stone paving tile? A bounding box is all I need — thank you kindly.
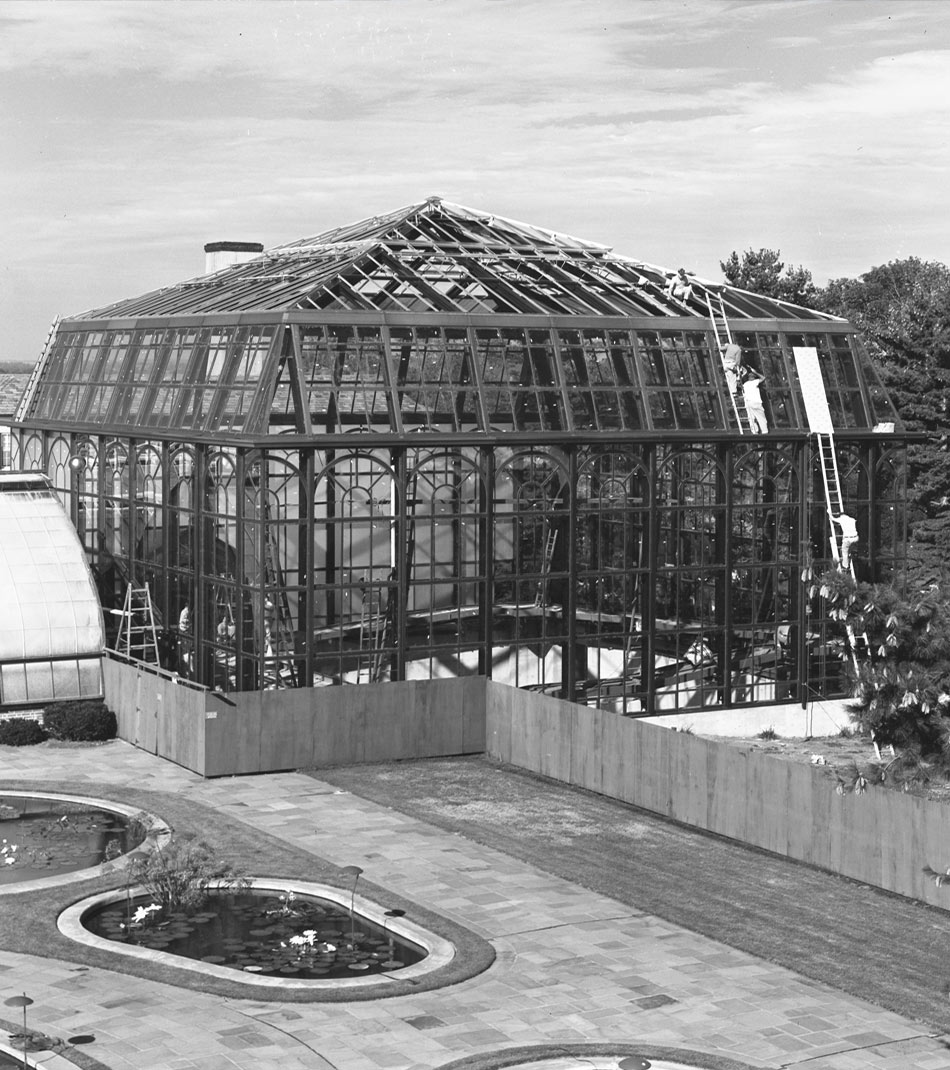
[5,741,950,1069]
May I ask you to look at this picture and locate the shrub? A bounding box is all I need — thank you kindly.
[43,699,117,742]
[0,717,48,746]
[125,839,248,914]
[757,726,778,741]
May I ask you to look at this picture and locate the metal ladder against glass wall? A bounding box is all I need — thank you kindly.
[534,527,559,607]
[117,584,160,664]
[262,525,298,686]
[815,432,870,668]
[705,291,751,434]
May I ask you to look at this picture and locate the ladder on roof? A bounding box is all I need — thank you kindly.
[705,292,751,434]
[535,527,559,607]
[815,431,869,668]
[15,317,60,424]
[117,584,160,665]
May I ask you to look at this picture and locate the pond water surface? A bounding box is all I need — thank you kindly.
[0,796,137,885]
[84,890,426,978]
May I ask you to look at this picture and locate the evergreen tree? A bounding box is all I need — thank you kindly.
[819,567,950,771]
[720,248,819,307]
[820,258,950,577]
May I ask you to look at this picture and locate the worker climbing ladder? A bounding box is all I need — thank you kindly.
[117,584,160,665]
[535,527,559,607]
[705,291,751,434]
[792,346,870,669]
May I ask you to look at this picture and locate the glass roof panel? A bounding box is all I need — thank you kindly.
[17,199,900,438]
[24,325,280,434]
[67,199,841,323]
[0,474,103,704]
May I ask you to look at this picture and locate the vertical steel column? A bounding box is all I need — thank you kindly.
[294,446,311,687]
[716,442,733,708]
[797,440,811,709]
[644,444,659,715]
[563,447,578,701]
[393,446,408,683]
[194,440,210,686]
[234,448,248,691]
[325,451,337,627]
[479,445,495,678]
[300,447,315,688]
[125,437,138,588]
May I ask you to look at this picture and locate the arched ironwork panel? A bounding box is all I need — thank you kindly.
[312,451,398,684]
[492,448,569,694]
[653,446,725,710]
[575,448,651,713]
[402,447,486,682]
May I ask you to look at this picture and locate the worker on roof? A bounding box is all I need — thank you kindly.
[666,267,693,304]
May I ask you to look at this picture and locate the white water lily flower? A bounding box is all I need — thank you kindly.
[288,935,307,947]
[131,903,162,924]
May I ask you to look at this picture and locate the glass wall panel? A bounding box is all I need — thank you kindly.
[403,448,485,681]
[311,452,397,683]
[299,326,393,430]
[391,327,479,431]
[475,329,563,431]
[576,449,650,713]
[492,449,569,693]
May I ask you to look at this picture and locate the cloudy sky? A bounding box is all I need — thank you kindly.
[2,0,949,361]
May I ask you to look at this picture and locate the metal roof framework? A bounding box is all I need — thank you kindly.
[15,197,893,443]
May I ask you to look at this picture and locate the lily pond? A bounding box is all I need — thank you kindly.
[84,890,426,978]
[0,796,140,885]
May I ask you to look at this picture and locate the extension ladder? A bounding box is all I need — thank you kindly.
[814,431,869,667]
[117,584,160,665]
[705,291,750,434]
[535,528,559,606]
[357,583,388,683]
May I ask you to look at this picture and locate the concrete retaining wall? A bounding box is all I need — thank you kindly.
[484,681,950,910]
[104,656,485,777]
[106,657,950,909]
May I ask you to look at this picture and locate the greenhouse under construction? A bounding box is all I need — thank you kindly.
[8,196,907,717]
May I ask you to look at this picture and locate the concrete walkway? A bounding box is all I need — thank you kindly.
[2,740,949,1070]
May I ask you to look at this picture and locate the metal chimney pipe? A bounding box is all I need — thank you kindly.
[203,241,264,274]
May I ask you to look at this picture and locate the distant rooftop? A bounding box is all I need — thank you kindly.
[0,373,29,416]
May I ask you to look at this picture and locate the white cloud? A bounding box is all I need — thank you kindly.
[2,0,950,357]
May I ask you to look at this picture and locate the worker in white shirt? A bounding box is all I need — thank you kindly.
[741,371,769,433]
[665,267,693,304]
[832,513,858,569]
[722,342,743,394]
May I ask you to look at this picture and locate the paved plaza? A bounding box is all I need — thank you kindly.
[3,740,950,1070]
